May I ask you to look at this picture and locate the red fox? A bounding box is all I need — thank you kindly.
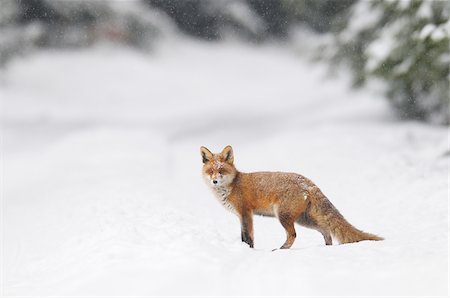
[200,145,383,249]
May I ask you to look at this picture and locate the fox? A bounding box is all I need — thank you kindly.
[200,145,383,249]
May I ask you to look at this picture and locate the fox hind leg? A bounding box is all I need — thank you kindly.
[297,210,332,246]
[277,212,297,249]
[321,230,332,245]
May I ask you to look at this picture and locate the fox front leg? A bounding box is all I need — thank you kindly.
[240,211,254,248]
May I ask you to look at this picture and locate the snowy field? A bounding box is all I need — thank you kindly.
[1,39,448,296]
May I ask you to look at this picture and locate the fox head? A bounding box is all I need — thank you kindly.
[200,145,237,188]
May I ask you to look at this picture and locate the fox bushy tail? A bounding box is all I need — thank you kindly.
[328,210,383,243]
[309,187,383,244]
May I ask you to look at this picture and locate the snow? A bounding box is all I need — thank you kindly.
[420,23,437,40]
[224,1,265,35]
[1,39,448,296]
[340,1,382,43]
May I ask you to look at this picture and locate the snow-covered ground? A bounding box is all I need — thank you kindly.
[1,39,448,296]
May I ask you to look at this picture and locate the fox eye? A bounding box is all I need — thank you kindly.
[218,170,223,174]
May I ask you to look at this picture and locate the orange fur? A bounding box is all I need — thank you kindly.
[201,145,383,249]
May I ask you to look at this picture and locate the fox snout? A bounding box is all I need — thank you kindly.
[209,174,224,186]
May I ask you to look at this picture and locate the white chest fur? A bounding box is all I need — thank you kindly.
[212,186,235,213]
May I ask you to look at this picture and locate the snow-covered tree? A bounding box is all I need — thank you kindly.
[284,0,355,33]
[330,0,449,124]
[0,0,176,67]
[144,0,271,41]
[0,0,42,67]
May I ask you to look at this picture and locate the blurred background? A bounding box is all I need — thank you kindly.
[1,0,448,123]
[1,0,449,296]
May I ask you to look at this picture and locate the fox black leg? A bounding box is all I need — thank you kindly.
[240,211,254,248]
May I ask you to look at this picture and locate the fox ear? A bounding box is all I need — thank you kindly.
[200,146,213,164]
[220,145,234,164]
